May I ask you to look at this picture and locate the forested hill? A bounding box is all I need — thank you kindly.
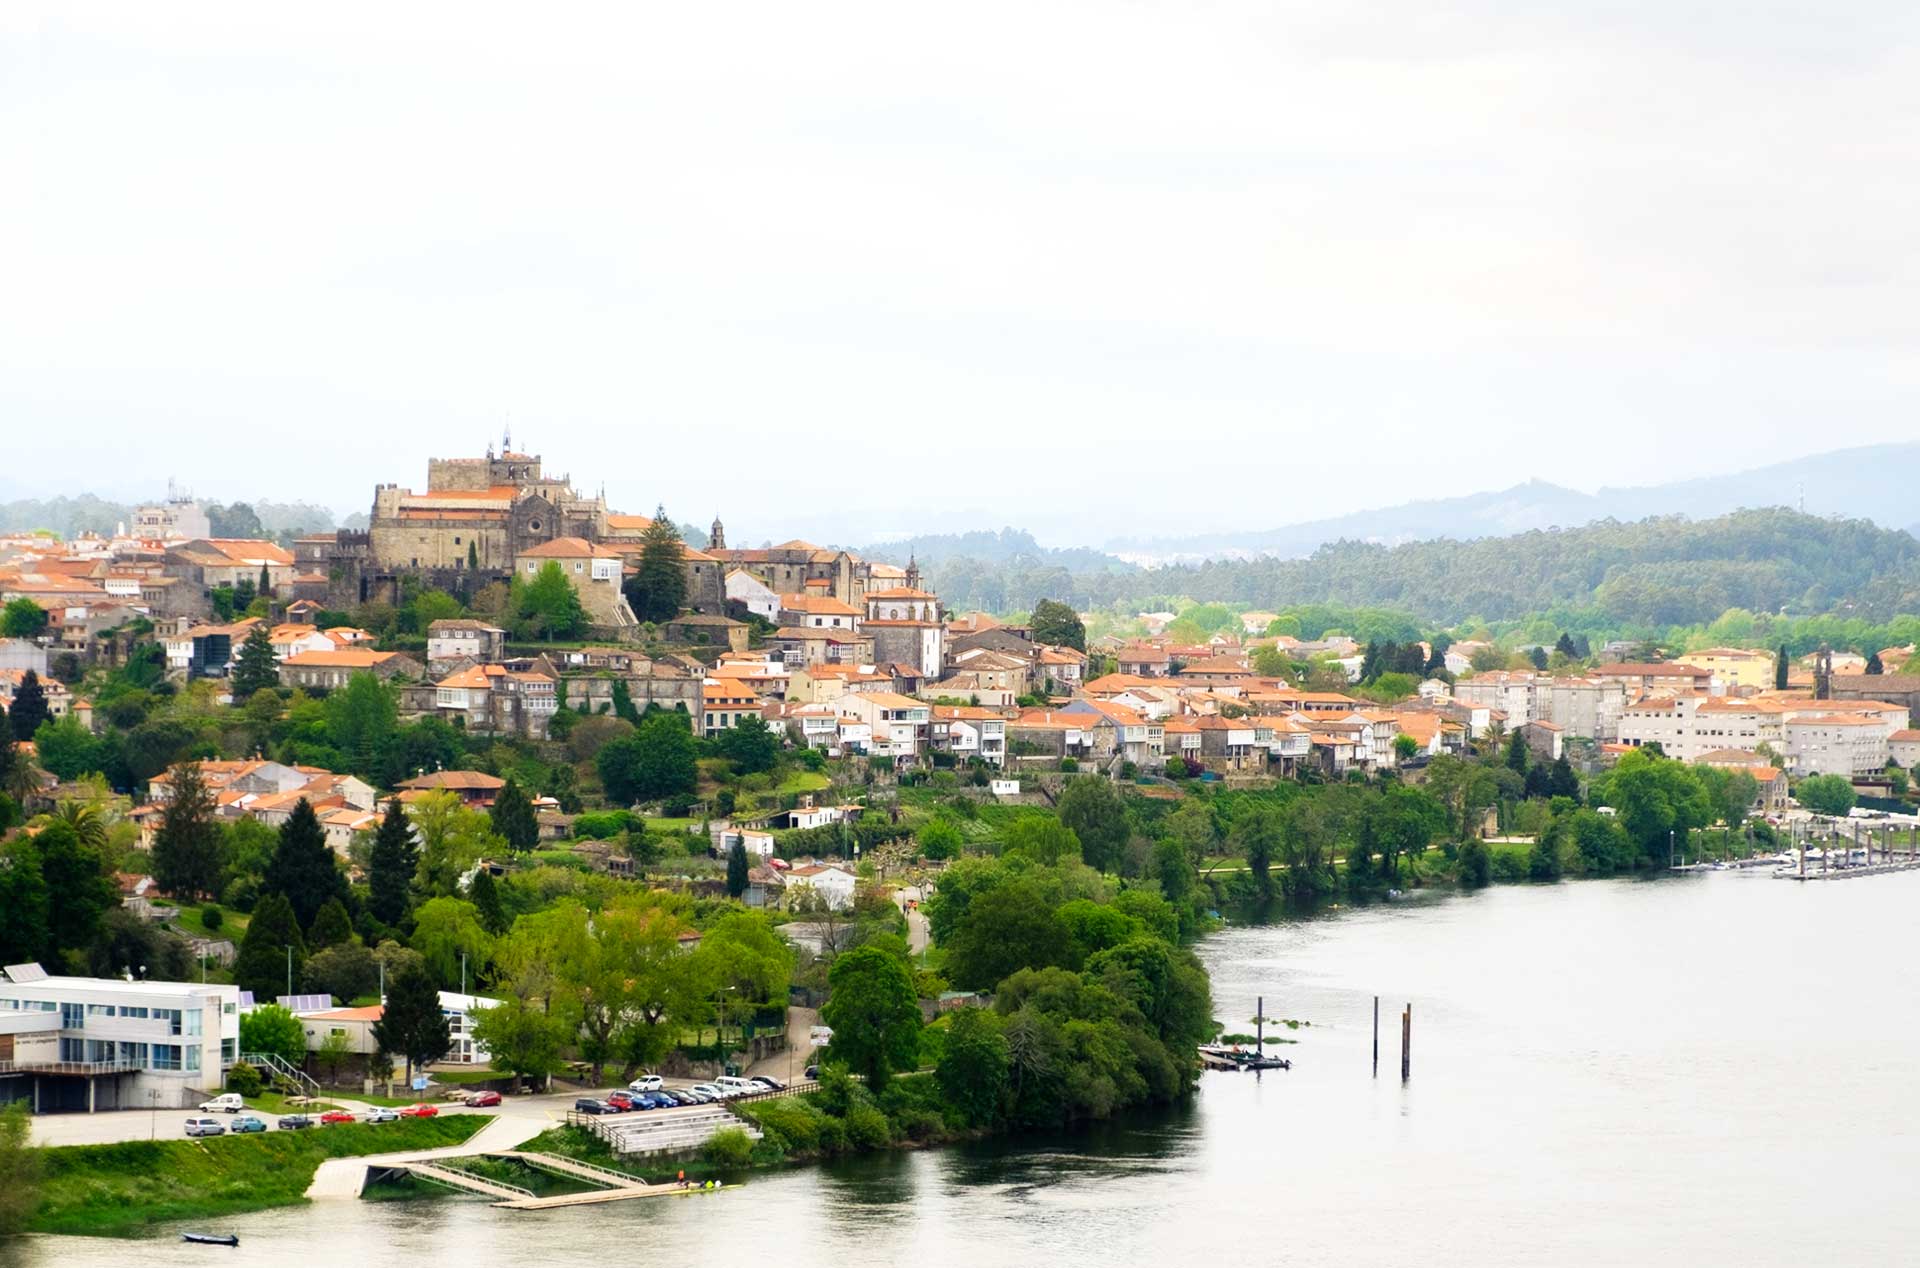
[940,510,1920,627]
[0,496,356,541]
[862,528,1136,611]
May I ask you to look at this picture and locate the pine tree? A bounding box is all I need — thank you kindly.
[152,761,222,900]
[258,563,272,598]
[233,892,306,1002]
[1775,644,1789,690]
[626,506,687,622]
[726,841,749,898]
[372,961,451,1088]
[1554,632,1577,659]
[469,868,509,936]
[262,798,349,932]
[1505,729,1529,776]
[467,539,479,571]
[308,896,354,949]
[1866,651,1885,675]
[38,819,117,963]
[1548,754,1580,801]
[230,623,280,699]
[8,672,50,741]
[488,776,539,852]
[367,799,418,929]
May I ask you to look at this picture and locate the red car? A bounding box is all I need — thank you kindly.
[466,1091,502,1108]
[318,1110,356,1125]
[398,1103,438,1118]
[603,1091,636,1111]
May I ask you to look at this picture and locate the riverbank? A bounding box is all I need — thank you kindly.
[28,1115,488,1237]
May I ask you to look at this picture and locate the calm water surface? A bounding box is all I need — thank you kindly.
[20,872,1920,1267]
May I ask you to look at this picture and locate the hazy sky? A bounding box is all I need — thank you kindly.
[5,3,1918,547]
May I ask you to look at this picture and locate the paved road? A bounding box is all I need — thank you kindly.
[893,886,930,954]
[27,1098,494,1148]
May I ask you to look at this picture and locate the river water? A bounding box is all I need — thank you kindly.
[19,872,1920,1266]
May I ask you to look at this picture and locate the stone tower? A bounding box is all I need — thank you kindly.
[905,553,921,591]
[1814,644,1833,700]
[709,515,726,551]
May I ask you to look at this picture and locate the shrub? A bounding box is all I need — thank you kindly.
[200,904,223,931]
[747,1098,826,1154]
[1164,757,1189,779]
[890,1107,946,1142]
[843,1102,892,1150]
[224,1062,264,1098]
[1059,758,1079,772]
[701,1127,756,1168]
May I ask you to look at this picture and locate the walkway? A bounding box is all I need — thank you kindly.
[304,1112,549,1199]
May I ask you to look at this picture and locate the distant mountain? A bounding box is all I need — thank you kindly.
[1109,442,1920,564]
[863,527,1132,573]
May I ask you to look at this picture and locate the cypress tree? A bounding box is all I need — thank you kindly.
[308,896,354,949]
[489,776,539,852]
[233,892,306,1002]
[262,798,349,932]
[367,798,417,929]
[152,761,222,900]
[625,505,687,622]
[1775,644,1789,690]
[8,672,50,741]
[469,868,509,936]
[229,623,280,699]
[372,961,451,1088]
[726,841,749,898]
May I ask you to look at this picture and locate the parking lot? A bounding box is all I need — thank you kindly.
[26,1098,493,1148]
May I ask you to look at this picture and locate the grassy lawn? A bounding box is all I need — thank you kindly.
[163,903,249,940]
[773,771,832,795]
[519,1125,728,1185]
[644,816,700,834]
[423,1068,500,1085]
[242,1091,346,1116]
[28,1114,488,1237]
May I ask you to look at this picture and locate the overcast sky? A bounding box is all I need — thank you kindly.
[4,2,1918,547]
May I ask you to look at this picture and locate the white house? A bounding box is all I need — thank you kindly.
[725,570,783,622]
[785,863,858,911]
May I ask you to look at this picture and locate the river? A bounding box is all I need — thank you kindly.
[18,871,1920,1266]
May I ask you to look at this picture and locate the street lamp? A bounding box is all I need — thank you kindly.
[147,1088,160,1140]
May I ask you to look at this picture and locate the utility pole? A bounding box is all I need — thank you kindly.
[285,945,293,998]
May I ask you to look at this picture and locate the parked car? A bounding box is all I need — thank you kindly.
[713,1076,758,1097]
[662,1090,700,1106]
[682,1087,716,1103]
[363,1108,399,1124]
[319,1110,356,1125]
[573,1097,612,1115]
[749,1076,785,1091]
[399,1103,439,1118]
[628,1074,663,1092]
[183,1117,226,1137]
[804,1065,819,1080]
[230,1115,267,1134]
[604,1091,637,1111]
[639,1092,675,1110]
[198,1093,245,1114]
[278,1114,315,1130]
[466,1091,502,1108]
[688,1083,726,1101]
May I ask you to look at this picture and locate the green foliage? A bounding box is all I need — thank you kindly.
[35,819,117,964]
[626,507,688,623]
[1002,814,1080,865]
[409,896,492,988]
[726,842,749,897]
[512,561,591,641]
[302,941,378,1002]
[597,712,698,805]
[0,1102,40,1235]
[489,775,540,851]
[715,713,780,774]
[701,1127,757,1168]
[366,799,417,928]
[1795,774,1856,817]
[916,816,964,860]
[470,995,569,1088]
[229,624,280,699]
[1029,599,1087,651]
[372,960,452,1080]
[1457,838,1491,887]
[469,867,510,935]
[942,881,1070,991]
[262,798,349,932]
[821,945,924,1092]
[1056,777,1130,873]
[0,597,49,639]
[323,672,397,778]
[239,1003,307,1065]
[936,1008,1011,1126]
[233,893,305,1000]
[223,1061,265,1098]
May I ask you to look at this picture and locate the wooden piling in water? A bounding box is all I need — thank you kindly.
[1400,1005,1411,1081]
[1372,996,1379,1078]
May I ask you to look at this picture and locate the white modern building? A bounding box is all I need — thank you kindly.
[0,963,241,1113]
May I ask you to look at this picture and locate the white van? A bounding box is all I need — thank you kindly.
[712,1076,759,1098]
[199,1093,245,1113]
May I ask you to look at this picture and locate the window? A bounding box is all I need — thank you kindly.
[184,1010,203,1036]
[87,1003,114,1018]
[61,1003,84,1028]
[150,1044,182,1071]
[187,1046,201,1072]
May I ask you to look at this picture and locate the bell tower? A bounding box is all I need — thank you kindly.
[709,515,726,552]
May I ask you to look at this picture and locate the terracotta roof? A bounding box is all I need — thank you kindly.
[398,770,506,791]
[517,536,621,559]
[281,649,404,669]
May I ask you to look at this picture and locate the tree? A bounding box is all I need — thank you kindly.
[316,1027,353,1086]
[943,881,1069,991]
[410,896,493,989]
[1002,815,1079,866]
[1505,729,1530,776]
[1548,754,1581,801]
[0,839,50,966]
[1152,837,1196,907]
[307,896,354,949]
[1866,651,1885,675]
[597,712,698,805]
[229,623,280,699]
[1775,644,1790,690]
[469,996,568,1091]
[0,597,48,639]
[726,841,749,897]
[366,798,418,928]
[1457,838,1491,887]
[514,561,590,641]
[153,761,222,900]
[238,1003,307,1066]
[1230,803,1283,902]
[262,799,349,932]
[1554,632,1577,659]
[469,867,510,936]
[1796,773,1856,817]
[324,672,397,778]
[1056,777,1130,873]
[715,714,780,775]
[1029,599,1086,652]
[1252,645,1291,678]
[303,941,379,1002]
[372,960,452,1088]
[8,671,50,741]
[409,791,501,898]
[821,945,924,1092]
[0,1101,41,1236]
[37,820,116,962]
[1277,798,1338,903]
[916,816,964,860]
[937,1007,1009,1126]
[233,892,305,1000]
[625,507,687,622]
[489,775,539,852]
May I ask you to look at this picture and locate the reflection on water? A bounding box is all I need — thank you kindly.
[21,873,1920,1267]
